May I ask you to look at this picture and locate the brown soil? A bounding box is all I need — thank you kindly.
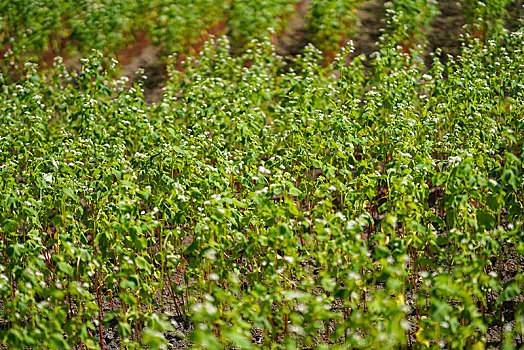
[351,1,386,60]
[426,0,467,66]
[118,21,228,104]
[275,0,312,57]
[506,0,523,32]
[121,43,166,104]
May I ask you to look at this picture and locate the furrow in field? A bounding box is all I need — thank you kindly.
[275,0,312,57]
[350,0,386,61]
[425,0,467,66]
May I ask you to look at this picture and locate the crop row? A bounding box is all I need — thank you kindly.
[1,0,300,64]
[1,0,441,68]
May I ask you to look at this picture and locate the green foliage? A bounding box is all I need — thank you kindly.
[0,1,523,349]
[382,0,440,52]
[307,0,363,55]
[226,0,300,50]
[0,0,146,60]
[0,0,301,64]
[460,0,513,40]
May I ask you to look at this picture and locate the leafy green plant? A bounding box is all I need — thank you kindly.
[0,4,523,349]
[307,0,363,59]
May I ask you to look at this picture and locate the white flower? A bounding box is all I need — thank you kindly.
[258,165,271,175]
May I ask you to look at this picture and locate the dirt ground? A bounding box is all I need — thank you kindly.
[275,0,312,57]
[120,43,165,104]
[351,1,386,61]
[426,0,467,66]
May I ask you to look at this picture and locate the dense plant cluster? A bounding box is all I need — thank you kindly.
[460,0,513,40]
[0,0,301,63]
[307,0,363,56]
[226,0,300,51]
[1,0,523,349]
[382,0,439,51]
[1,0,147,59]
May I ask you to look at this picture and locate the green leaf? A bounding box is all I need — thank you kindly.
[118,321,132,337]
[486,194,500,211]
[289,186,302,196]
[430,300,452,322]
[7,242,23,259]
[321,277,336,292]
[477,210,495,229]
[225,331,252,349]
[374,245,390,259]
[142,328,168,349]
[498,281,520,302]
[84,339,97,349]
[135,256,151,273]
[190,328,221,349]
[63,188,79,201]
[49,333,70,350]
[6,328,24,346]
[43,173,53,183]
[502,169,517,191]
[57,262,74,277]
[408,221,426,234]
[147,313,174,332]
